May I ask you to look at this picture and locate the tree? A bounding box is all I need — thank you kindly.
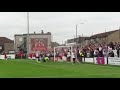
[51,42,60,48]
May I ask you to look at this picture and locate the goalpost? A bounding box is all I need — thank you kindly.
[54,46,73,62]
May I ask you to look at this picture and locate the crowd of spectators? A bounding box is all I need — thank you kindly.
[27,42,120,63]
[79,42,120,58]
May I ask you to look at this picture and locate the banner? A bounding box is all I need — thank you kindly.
[84,58,94,63]
[82,58,85,62]
[0,55,5,59]
[31,38,48,51]
[94,57,107,64]
[0,54,15,59]
[108,57,120,65]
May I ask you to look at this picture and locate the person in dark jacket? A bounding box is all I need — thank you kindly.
[117,46,120,57]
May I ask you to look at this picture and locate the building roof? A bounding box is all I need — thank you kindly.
[67,29,119,43]
[67,37,90,43]
[0,37,14,45]
[23,33,51,35]
[90,30,119,39]
[15,32,51,36]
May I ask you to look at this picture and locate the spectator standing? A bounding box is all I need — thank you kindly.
[67,50,71,62]
[35,50,40,62]
[72,52,76,64]
[4,52,7,60]
[116,45,120,57]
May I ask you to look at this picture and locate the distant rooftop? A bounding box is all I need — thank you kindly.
[67,29,119,43]
[0,37,14,44]
[15,30,51,36]
[90,30,119,39]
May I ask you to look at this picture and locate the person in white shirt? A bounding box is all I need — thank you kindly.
[94,49,99,57]
[108,46,112,53]
[35,50,40,62]
[72,52,76,63]
[103,49,109,57]
[67,51,71,62]
[99,46,102,51]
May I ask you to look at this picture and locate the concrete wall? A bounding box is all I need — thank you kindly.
[14,35,26,52]
[15,34,52,53]
[80,30,120,46]
[107,30,120,43]
[4,43,14,53]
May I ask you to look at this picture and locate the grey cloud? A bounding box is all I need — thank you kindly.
[0,12,120,44]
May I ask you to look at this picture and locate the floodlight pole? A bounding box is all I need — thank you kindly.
[76,23,84,46]
[27,12,30,59]
[54,47,55,61]
[76,24,77,45]
[105,28,106,43]
[119,26,120,39]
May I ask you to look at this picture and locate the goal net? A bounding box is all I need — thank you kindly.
[53,46,73,62]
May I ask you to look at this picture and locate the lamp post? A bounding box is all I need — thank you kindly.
[76,24,77,45]
[27,12,30,59]
[76,23,84,46]
[119,26,120,39]
[75,22,84,62]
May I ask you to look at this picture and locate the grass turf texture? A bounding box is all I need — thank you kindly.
[0,59,120,78]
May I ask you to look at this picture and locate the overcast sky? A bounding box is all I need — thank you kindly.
[0,12,120,44]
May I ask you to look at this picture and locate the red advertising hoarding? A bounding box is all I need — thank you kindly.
[96,57,105,64]
[31,38,48,51]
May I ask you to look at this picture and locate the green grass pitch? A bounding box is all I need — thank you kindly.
[0,59,120,78]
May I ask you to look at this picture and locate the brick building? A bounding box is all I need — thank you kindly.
[0,37,14,53]
[90,30,120,44]
[14,30,52,54]
[67,29,120,47]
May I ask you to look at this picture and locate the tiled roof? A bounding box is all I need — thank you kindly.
[90,30,119,39]
[67,30,119,43]
[67,37,90,43]
[0,37,14,45]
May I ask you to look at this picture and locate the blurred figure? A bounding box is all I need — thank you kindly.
[35,50,40,62]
